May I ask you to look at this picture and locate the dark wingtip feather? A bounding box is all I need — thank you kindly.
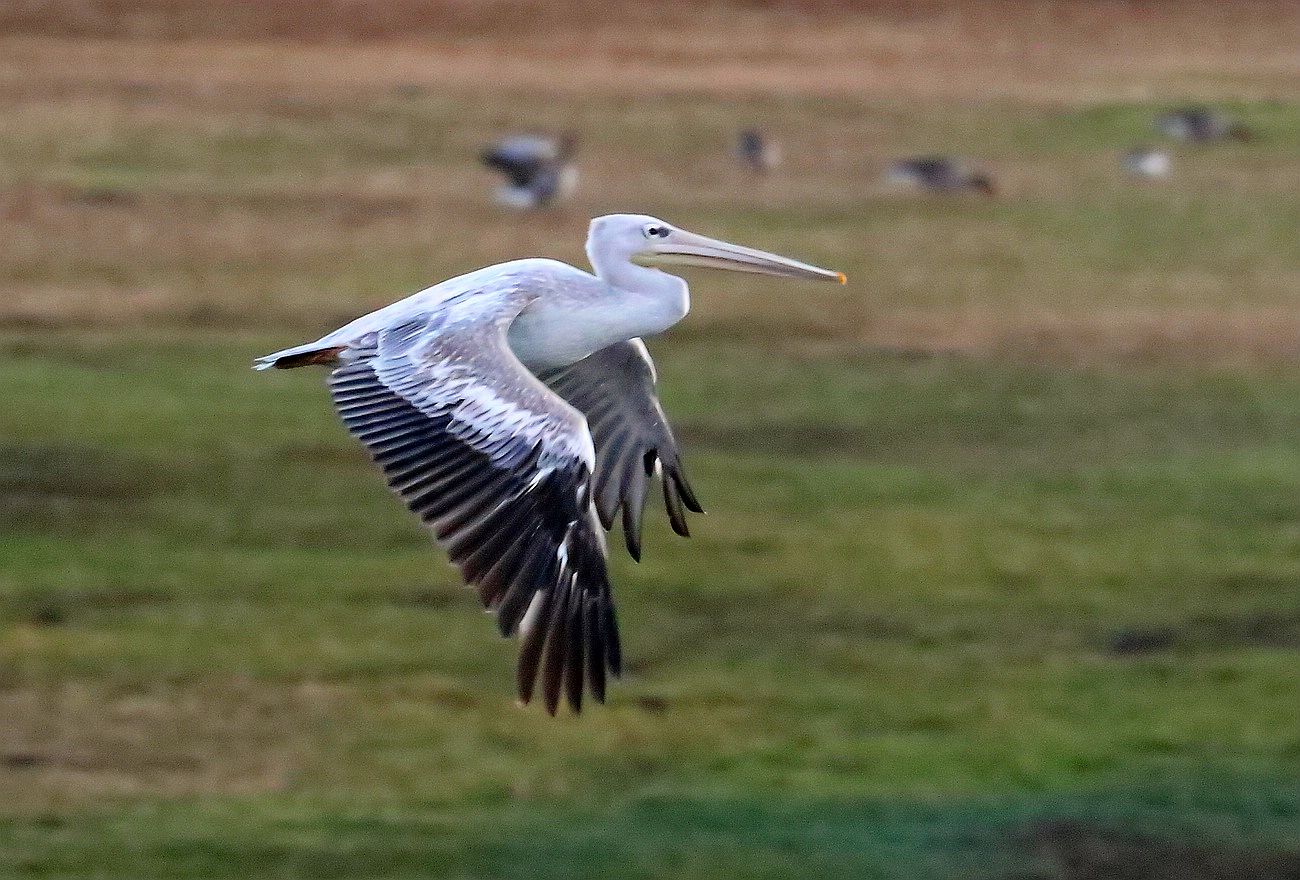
[663,478,691,538]
[540,582,572,716]
[622,461,650,556]
[585,597,607,703]
[594,434,633,530]
[622,503,643,562]
[595,499,619,532]
[564,596,585,713]
[593,463,624,531]
[672,468,705,514]
[604,601,622,677]
[496,543,558,638]
[515,589,552,705]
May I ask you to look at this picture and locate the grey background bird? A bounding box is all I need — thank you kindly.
[479,132,579,208]
[1156,107,1253,143]
[886,156,996,196]
[736,127,781,173]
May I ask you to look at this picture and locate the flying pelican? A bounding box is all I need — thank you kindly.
[255,215,845,714]
[480,133,578,209]
[736,127,781,173]
[1155,107,1252,143]
[1121,146,1172,180]
[886,156,996,196]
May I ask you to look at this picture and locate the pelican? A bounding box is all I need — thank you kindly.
[480,133,578,209]
[255,215,845,714]
[886,156,996,196]
[736,127,781,173]
[1121,146,1172,180]
[1155,107,1252,143]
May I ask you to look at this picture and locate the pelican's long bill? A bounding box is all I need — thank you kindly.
[635,229,846,284]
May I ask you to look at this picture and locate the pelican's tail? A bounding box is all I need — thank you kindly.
[253,343,344,371]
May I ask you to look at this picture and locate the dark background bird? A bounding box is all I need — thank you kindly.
[1156,106,1253,143]
[885,155,996,195]
[736,127,781,173]
[480,131,579,208]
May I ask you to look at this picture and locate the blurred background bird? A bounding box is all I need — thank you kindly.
[885,155,996,196]
[479,131,579,208]
[1121,146,1172,179]
[1155,106,1253,143]
[735,127,781,173]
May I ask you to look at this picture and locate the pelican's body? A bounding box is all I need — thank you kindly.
[267,259,678,373]
[886,156,996,196]
[256,215,843,714]
[480,133,578,209]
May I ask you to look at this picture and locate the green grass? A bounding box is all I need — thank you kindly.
[3,331,1299,877]
[3,781,1299,879]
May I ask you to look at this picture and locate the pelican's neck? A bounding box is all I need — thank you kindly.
[589,255,690,341]
[507,257,691,371]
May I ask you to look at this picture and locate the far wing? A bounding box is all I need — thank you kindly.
[329,306,618,714]
[539,339,702,562]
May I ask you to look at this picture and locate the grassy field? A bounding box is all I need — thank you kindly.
[2,3,1299,878]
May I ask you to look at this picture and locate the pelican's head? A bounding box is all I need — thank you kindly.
[587,214,845,285]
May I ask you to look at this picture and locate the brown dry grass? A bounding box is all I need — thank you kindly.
[4,2,1298,102]
[0,1,1297,364]
[0,679,315,807]
[858,306,1300,364]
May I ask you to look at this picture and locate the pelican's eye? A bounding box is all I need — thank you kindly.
[643,225,671,239]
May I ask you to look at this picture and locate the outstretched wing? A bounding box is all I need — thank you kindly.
[539,339,703,562]
[328,307,619,714]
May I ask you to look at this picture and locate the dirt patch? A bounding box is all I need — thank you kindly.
[0,442,177,502]
[386,586,464,610]
[2,748,197,771]
[1105,627,1179,657]
[272,441,364,467]
[1019,819,1300,880]
[1,586,172,627]
[1105,611,1300,657]
[679,421,888,460]
[0,442,183,537]
[0,682,328,811]
[625,595,912,675]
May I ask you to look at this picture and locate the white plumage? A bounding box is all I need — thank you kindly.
[1122,147,1172,180]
